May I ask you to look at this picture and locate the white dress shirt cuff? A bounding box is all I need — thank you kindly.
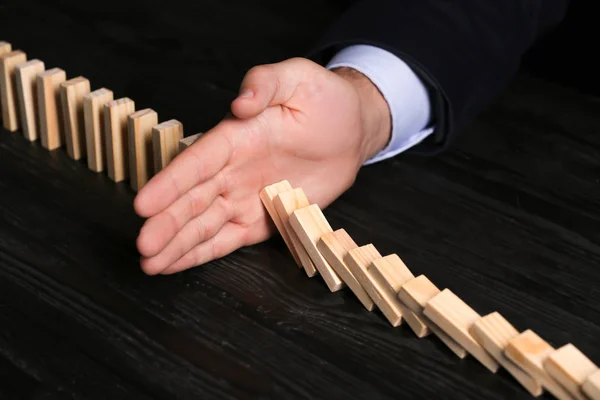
[326,44,434,164]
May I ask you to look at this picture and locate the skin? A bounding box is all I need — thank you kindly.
[133,57,391,275]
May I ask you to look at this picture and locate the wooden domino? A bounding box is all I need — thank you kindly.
[504,330,574,400]
[15,59,44,141]
[344,243,403,326]
[318,229,375,311]
[272,188,318,276]
[369,255,430,337]
[543,343,598,400]
[583,370,600,400]
[423,289,499,372]
[60,76,90,159]
[83,88,113,172]
[128,108,158,191]
[470,312,543,396]
[259,180,304,268]
[37,68,66,150]
[0,50,27,131]
[288,204,344,292]
[152,119,183,173]
[104,97,135,182]
[179,132,201,152]
[397,275,467,358]
[0,42,11,55]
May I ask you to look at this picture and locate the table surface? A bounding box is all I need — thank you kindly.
[1,1,600,399]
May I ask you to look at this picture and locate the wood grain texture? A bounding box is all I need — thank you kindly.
[423,289,500,373]
[37,68,66,150]
[318,229,375,311]
[0,50,26,131]
[273,188,318,276]
[505,330,574,400]
[60,76,90,159]
[0,1,600,399]
[543,344,598,400]
[152,119,183,172]
[470,312,543,396]
[128,108,158,191]
[15,58,44,141]
[83,88,113,172]
[104,97,135,182]
[398,275,467,358]
[289,204,344,291]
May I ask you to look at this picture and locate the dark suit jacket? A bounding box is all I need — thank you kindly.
[309,0,571,155]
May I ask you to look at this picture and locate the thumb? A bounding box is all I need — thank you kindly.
[231,59,303,119]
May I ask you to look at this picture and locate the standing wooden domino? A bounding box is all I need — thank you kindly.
[179,132,201,152]
[128,108,158,191]
[273,188,318,277]
[83,88,113,172]
[344,241,403,326]
[369,255,430,337]
[504,330,573,400]
[15,59,44,141]
[423,289,500,373]
[543,343,598,400]
[152,119,183,173]
[0,50,27,131]
[104,98,135,182]
[0,42,11,56]
[259,180,304,268]
[318,229,375,311]
[469,312,543,396]
[583,370,600,400]
[60,76,90,160]
[288,204,344,292]
[37,68,66,150]
[397,275,467,358]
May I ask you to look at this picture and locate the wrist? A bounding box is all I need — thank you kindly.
[332,67,391,164]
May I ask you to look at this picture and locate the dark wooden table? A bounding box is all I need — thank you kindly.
[1,1,599,399]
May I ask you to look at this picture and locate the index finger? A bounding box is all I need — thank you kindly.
[134,125,234,218]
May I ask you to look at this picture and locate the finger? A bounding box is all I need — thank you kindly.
[230,58,305,119]
[158,222,248,275]
[139,196,232,275]
[136,173,226,258]
[133,127,233,218]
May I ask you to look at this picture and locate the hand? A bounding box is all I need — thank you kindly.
[133,57,391,275]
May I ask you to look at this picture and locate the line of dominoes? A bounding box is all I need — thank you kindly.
[261,180,600,400]
[0,41,202,190]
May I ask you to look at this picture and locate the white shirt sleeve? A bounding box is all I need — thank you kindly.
[326,44,435,165]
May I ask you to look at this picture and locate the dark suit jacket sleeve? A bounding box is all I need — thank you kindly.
[308,0,570,154]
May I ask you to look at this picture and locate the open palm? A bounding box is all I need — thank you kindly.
[133,58,389,275]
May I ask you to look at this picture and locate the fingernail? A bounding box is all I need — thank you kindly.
[238,89,254,98]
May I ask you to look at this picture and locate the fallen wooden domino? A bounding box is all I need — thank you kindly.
[469,312,543,396]
[104,98,135,182]
[583,370,600,400]
[179,132,201,152]
[543,343,598,400]
[289,204,344,292]
[153,119,183,173]
[15,59,44,141]
[504,330,574,400]
[0,50,27,131]
[318,229,375,311]
[369,255,430,337]
[83,88,113,172]
[60,76,91,160]
[343,242,403,326]
[128,109,158,191]
[259,180,304,269]
[397,275,467,358]
[423,288,500,373]
[272,188,318,276]
[37,68,66,150]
